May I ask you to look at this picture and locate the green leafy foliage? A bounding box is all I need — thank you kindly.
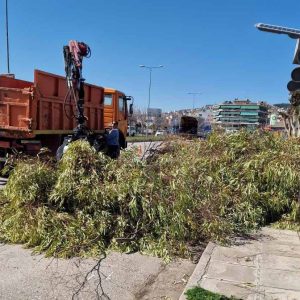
[3,160,56,206]
[0,131,300,259]
[49,141,109,211]
[186,287,240,300]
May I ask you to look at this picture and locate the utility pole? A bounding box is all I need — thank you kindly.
[5,0,10,74]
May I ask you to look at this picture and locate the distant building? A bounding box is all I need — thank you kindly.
[214,99,268,130]
[147,108,162,118]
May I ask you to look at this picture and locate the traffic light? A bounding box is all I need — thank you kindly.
[287,80,300,92]
[291,66,300,80]
[287,66,300,92]
[288,39,300,92]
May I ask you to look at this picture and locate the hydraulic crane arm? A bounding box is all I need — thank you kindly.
[63,40,91,136]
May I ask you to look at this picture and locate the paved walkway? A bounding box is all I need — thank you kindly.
[0,244,194,300]
[181,227,300,300]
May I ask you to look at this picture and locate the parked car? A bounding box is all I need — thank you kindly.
[143,129,154,135]
[155,130,167,136]
[127,126,136,136]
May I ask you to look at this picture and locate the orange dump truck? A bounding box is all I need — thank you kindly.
[104,88,128,135]
[0,70,130,159]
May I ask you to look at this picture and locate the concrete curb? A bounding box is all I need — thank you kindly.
[179,242,216,300]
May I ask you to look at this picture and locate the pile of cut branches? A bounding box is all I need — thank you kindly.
[0,131,299,259]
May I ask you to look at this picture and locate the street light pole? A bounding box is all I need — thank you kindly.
[148,68,152,116]
[187,92,202,110]
[139,65,164,136]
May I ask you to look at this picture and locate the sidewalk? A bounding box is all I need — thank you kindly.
[180,227,300,300]
[0,244,194,300]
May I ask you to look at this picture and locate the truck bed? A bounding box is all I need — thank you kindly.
[0,70,105,139]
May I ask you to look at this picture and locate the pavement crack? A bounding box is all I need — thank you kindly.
[133,264,167,299]
[197,244,216,285]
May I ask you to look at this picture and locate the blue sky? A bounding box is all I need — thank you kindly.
[0,0,299,111]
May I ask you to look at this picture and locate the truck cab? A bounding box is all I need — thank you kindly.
[104,88,128,137]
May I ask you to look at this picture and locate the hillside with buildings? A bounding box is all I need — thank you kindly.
[131,99,288,134]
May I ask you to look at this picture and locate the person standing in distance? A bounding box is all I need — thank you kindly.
[106,121,120,159]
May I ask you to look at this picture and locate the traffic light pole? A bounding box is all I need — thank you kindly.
[256,23,300,65]
[256,23,300,137]
[256,23,300,92]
